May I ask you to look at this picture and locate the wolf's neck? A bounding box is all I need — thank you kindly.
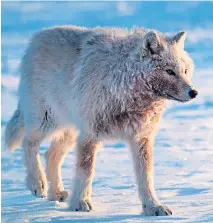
[126,92,165,114]
[108,86,166,117]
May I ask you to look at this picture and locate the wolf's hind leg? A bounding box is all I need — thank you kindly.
[23,133,48,198]
[45,129,77,202]
[69,137,102,212]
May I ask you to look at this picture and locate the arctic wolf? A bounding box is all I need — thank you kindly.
[5,25,198,216]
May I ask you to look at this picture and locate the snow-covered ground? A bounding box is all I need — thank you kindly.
[1,2,213,223]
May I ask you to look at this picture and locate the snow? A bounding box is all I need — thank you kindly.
[1,2,213,222]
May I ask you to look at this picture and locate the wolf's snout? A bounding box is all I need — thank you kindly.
[189,89,198,99]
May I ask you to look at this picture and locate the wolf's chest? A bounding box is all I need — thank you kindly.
[92,102,165,137]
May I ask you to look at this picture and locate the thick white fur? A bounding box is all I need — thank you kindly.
[45,129,77,201]
[5,25,197,216]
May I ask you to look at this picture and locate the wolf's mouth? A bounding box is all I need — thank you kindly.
[153,89,189,102]
[166,94,189,102]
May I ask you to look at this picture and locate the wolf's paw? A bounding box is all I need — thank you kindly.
[48,190,68,202]
[27,176,48,198]
[69,198,93,212]
[143,203,172,216]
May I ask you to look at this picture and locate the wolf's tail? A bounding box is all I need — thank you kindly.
[5,105,25,151]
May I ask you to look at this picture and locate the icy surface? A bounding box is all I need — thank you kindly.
[1,2,213,222]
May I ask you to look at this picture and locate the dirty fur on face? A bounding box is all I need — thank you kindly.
[5,25,198,216]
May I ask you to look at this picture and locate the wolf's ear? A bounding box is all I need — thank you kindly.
[173,31,186,49]
[130,31,162,61]
[142,31,161,55]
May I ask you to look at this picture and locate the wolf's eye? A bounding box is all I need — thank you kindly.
[185,69,188,74]
[166,69,176,76]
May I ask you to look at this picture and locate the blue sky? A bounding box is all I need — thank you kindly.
[2,2,213,31]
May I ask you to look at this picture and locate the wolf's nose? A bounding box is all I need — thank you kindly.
[189,90,198,99]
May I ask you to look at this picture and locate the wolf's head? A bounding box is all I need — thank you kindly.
[132,30,197,102]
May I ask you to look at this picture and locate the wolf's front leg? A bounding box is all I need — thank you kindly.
[129,137,172,216]
[69,137,102,212]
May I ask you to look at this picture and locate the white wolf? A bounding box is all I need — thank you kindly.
[5,25,198,216]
